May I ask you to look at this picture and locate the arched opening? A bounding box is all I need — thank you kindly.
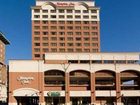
[13,88,39,105]
[70,70,91,105]
[95,70,116,90]
[44,70,65,88]
[95,70,116,105]
[121,70,140,105]
[44,70,65,105]
[121,70,140,90]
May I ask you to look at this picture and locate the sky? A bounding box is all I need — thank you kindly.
[0,0,140,62]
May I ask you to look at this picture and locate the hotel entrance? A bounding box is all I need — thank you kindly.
[70,97,91,105]
[16,97,39,105]
[45,97,65,105]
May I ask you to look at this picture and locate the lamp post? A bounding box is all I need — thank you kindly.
[61,62,71,105]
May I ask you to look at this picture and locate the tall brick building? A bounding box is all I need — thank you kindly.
[32,0,100,59]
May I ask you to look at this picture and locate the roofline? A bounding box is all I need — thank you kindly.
[0,32,10,45]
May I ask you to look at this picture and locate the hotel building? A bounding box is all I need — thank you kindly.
[8,0,140,105]
[32,0,100,60]
[0,32,10,103]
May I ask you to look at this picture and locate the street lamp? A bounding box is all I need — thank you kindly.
[61,62,71,105]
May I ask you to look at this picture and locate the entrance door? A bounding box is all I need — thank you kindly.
[16,97,39,105]
[53,98,59,105]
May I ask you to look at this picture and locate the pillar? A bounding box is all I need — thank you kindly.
[116,73,122,105]
[90,72,96,104]
[65,73,70,105]
[39,72,45,105]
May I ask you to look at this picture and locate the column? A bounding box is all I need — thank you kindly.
[90,72,96,104]
[65,73,70,105]
[39,72,45,105]
[116,73,122,105]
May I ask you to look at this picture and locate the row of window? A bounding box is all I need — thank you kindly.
[33,20,98,24]
[34,15,97,19]
[34,37,98,42]
[34,26,98,30]
[34,32,98,36]
[34,9,97,14]
[68,60,139,64]
[34,43,98,48]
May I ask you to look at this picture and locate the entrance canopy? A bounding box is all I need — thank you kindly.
[13,88,39,97]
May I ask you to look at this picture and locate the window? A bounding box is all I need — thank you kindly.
[67,15,73,18]
[67,43,73,46]
[91,10,97,13]
[92,49,98,52]
[42,26,48,30]
[34,9,40,13]
[42,21,48,24]
[59,9,65,13]
[75,10,81,13]
[84,49,90,52]
[83,26,89,30]
[34,48,40,52]
[42,10,48,13]
[75,26,81,30]
[83,15,89,19]
[59,37,65,41]
[42,37,48,41]
[50,21,57,24]
[59,32,65,35]
[83,10,88,13]
[51,43,57,46]
[104,60,114,64]
[91,32,98,36]
[91,21,97,24]
[34,26,40,30]
[91,16,97,19]
[67,26,73,30]
[67,21,73,24]
[51,37,57,40]
[34,31,40,35]
[76,37,81,41]
[75,21,81,24]
[51,26,57,29]
[92,43,98,47]
[80,60,90,63]
[84,32,90,35]
[76,43,81,46]
[59,26,65,30]
[67,10,73,13]
[42,15,48,18]
[75,15,81,19]
[51,32,57,35]
[34,54,40,57]
[34,15,40,18]
[51,48,57,52]
[59,21,65,24]
[60,43,65,46]
[75,32,81,35]
[92,38,98,41]
[59,49,65,52]
[76,49,82,52]
[67,32,73,35]
[67,49,73,52]
[34,20,40,24]
[51,10,56,13]
[59,15,65,18]
[34,37,40,41]
[84,38,90,41]
[92,60,102,64]
[92,27,98,30]
[67,37,73,41]
[83,21,89,24]
[42,43,48,46]
[43,48,49,52]
[34,43,40,46]
[51,15,56,18]
[116,60,126,64]
[68,60,78,63]
[43,32,48,35]
[84,43,90,46]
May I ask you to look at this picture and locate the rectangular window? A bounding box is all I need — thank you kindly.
[34,9,40,13]
[42,15,48,18]
[34,15,40,18]
[59,9,65,13]
[67,10,73,13]
[42,10,48,13]
[91,10,97,13]
[75,10,81,13]
[51,15,56,18]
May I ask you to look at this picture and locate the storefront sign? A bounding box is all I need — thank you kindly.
[47,91,60,97]
[56,2,74,6]
[17,76,34,84]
